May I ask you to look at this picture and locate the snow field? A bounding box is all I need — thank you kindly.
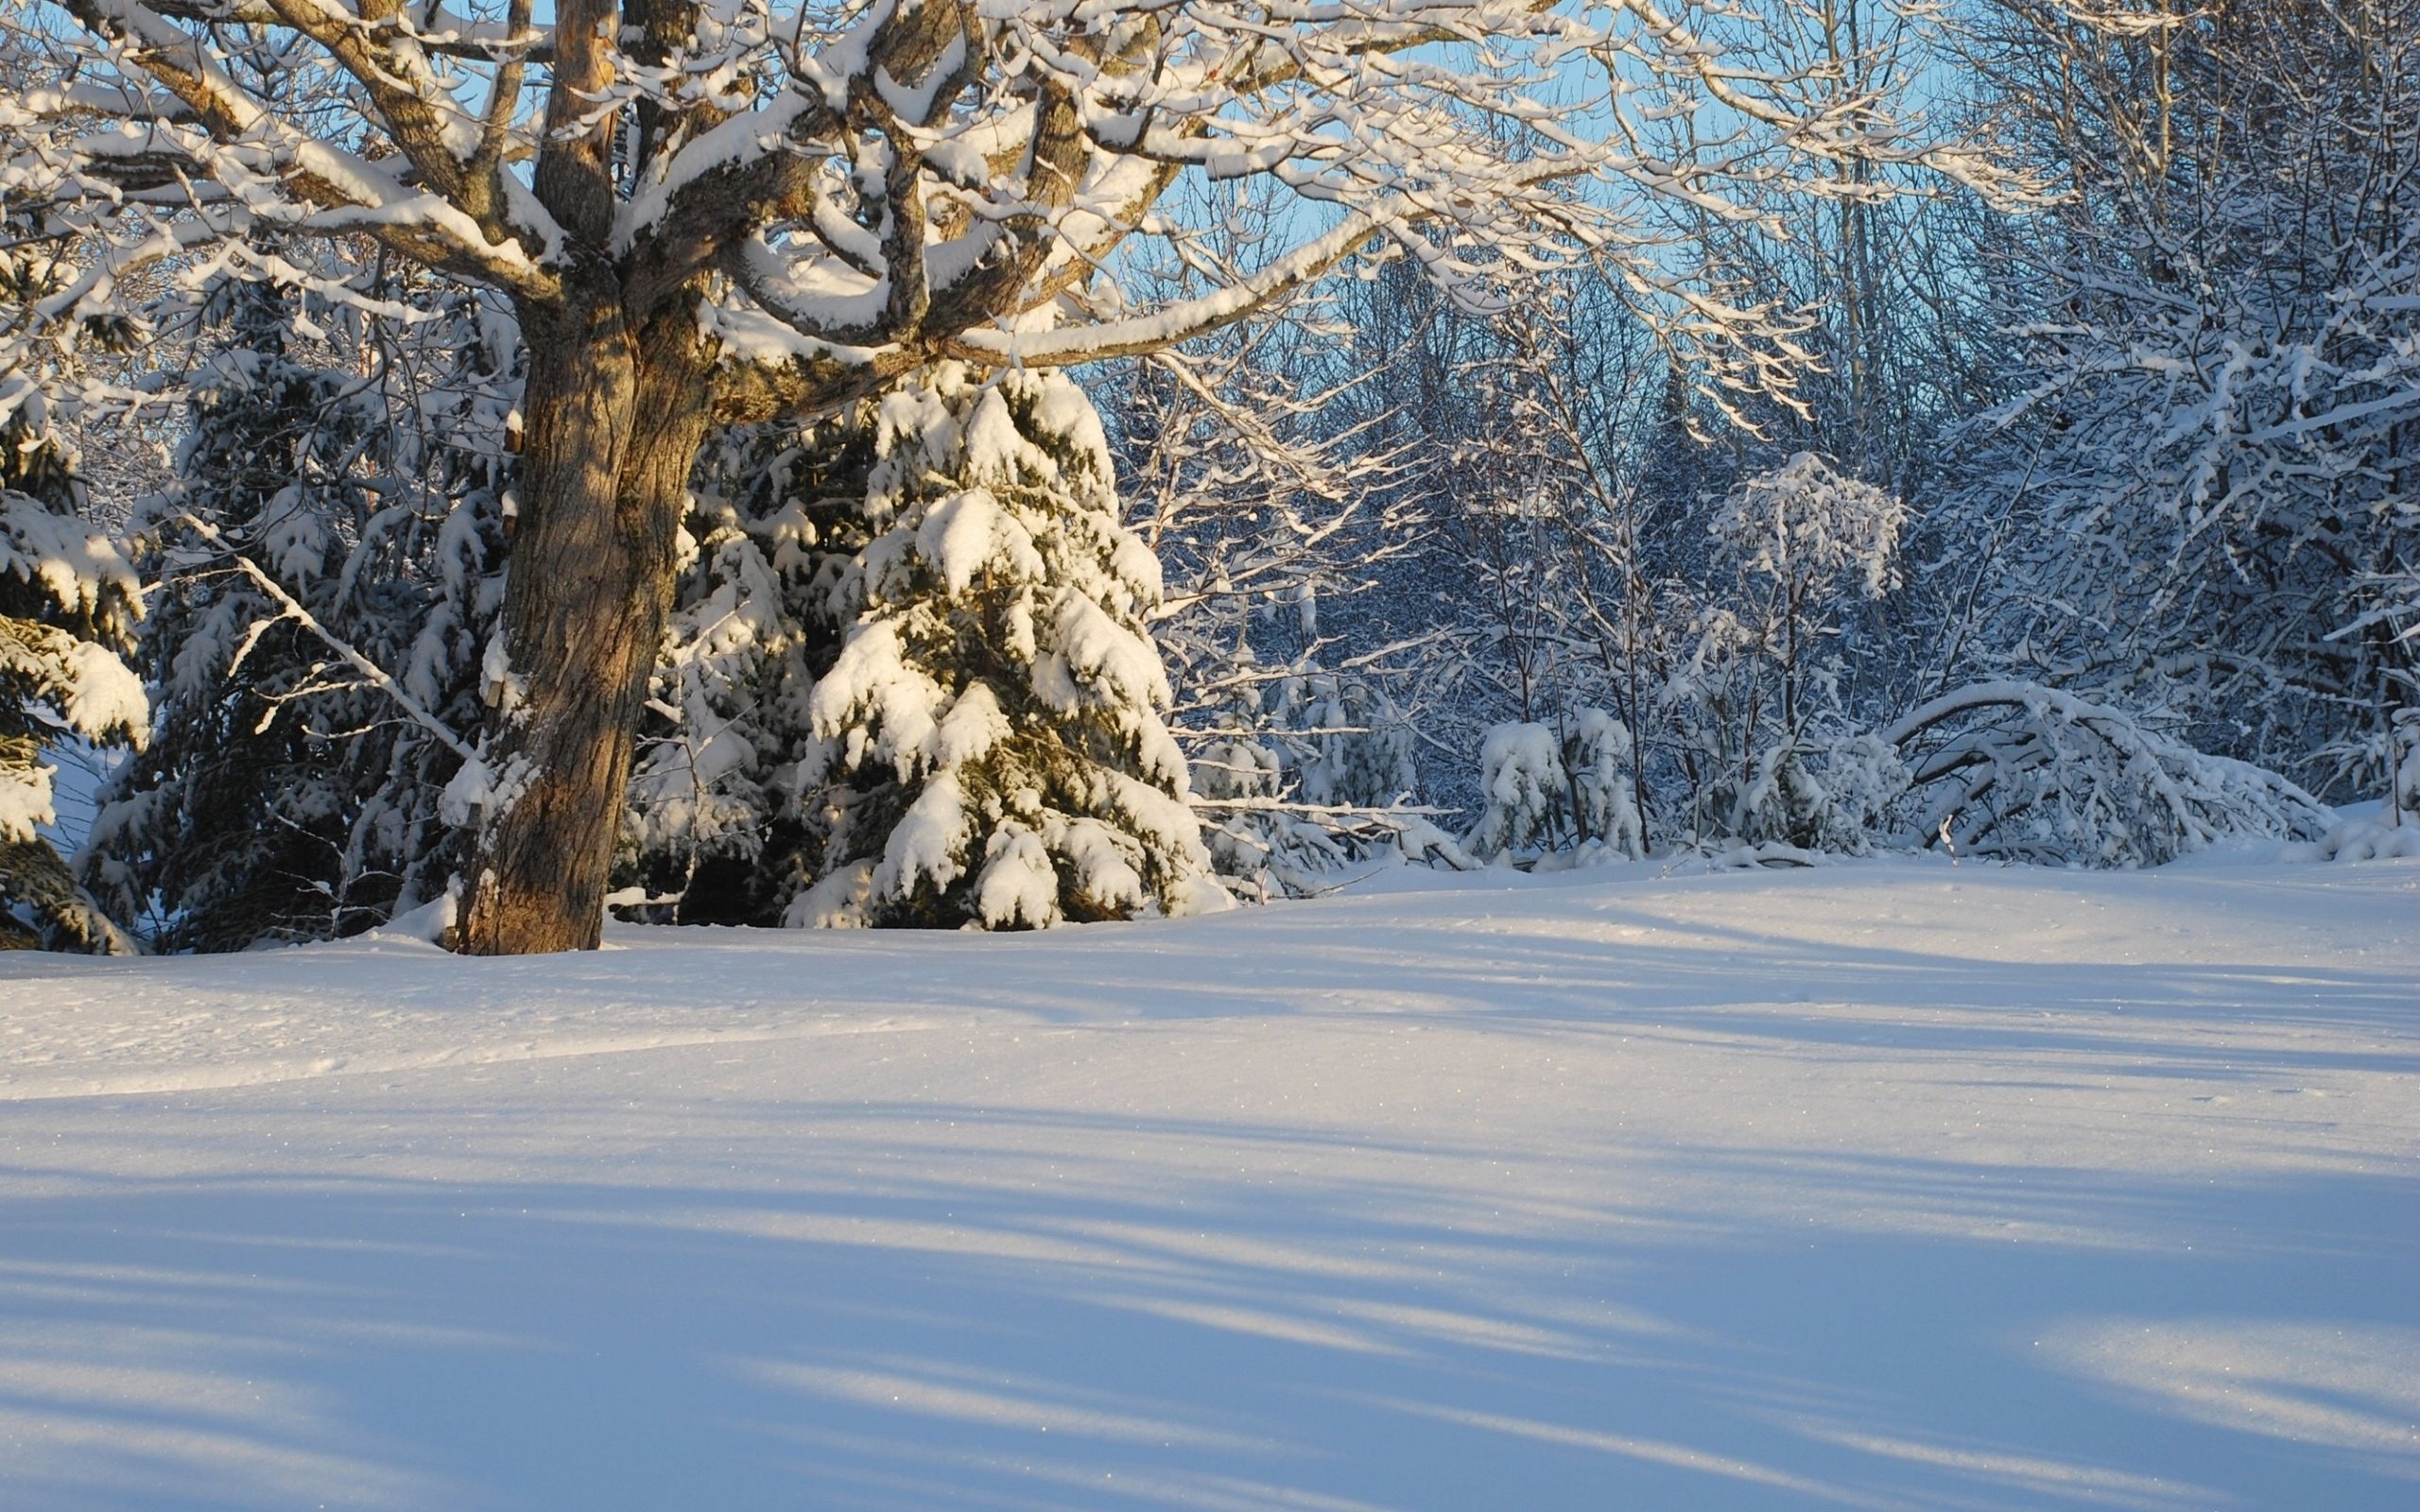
[1,858,2415,1510]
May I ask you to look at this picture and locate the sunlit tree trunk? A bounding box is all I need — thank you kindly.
[457,288,715,954]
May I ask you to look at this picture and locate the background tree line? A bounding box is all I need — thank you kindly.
[3,0,2412,951]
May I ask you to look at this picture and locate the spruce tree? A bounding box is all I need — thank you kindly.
[800,365,1230,927]
[80,270,510,949]
[631,365,1229,929]
[0,392,144,953]
[619,414,873,923]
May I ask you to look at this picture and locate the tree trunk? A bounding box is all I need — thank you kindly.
[455,288,714,954]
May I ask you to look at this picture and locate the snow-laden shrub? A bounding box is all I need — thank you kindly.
[1465,708,1643,864]
[793,364,1230,929]
[1884,682,2332,868]
[1715,737,1824,851]
[1715,731,1911,857]
[1564,707,1642,858]
[1802,733,1910,856]
[2281,817,2420,865]
[1192,731,1336,891]
[1466,721,1564,861]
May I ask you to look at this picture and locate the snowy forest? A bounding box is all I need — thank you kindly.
[2,0,2414,956]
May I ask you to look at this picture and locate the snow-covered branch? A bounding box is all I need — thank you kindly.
[177,514,482,767]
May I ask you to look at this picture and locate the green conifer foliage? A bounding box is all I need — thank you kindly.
[80,273,510,950]
[631,366,1229,929]
[0,396,144,952]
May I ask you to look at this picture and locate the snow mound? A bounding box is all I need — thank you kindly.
[2282,816,2420,864]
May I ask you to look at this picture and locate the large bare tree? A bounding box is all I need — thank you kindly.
[2,0,2028,952]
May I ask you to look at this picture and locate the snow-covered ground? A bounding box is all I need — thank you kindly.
[2,858,2414,1511]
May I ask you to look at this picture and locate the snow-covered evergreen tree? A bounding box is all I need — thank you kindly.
[0,388,144,952]
[1464,707,1642,866]
[629,366,1236,931]
[795,365,1229,928]
[618,416,867,922]
[1466,722,1568,862]
[80,269,510,950]
[1563,707,1644,859]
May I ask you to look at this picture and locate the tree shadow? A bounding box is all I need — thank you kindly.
[3,861,2413,1506]
[0,1094,2412,1511]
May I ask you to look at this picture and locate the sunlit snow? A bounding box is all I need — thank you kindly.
[2,858,2413,1509]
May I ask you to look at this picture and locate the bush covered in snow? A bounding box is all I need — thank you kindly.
[2281,817,2420,865]
[1464,708,1643,866]
[1562,708,1644,860]
[1465,721,1564,861]
[1883,682,2334,868]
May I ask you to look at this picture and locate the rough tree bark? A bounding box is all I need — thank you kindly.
[456,283,716,954]
[453,0,725,954]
